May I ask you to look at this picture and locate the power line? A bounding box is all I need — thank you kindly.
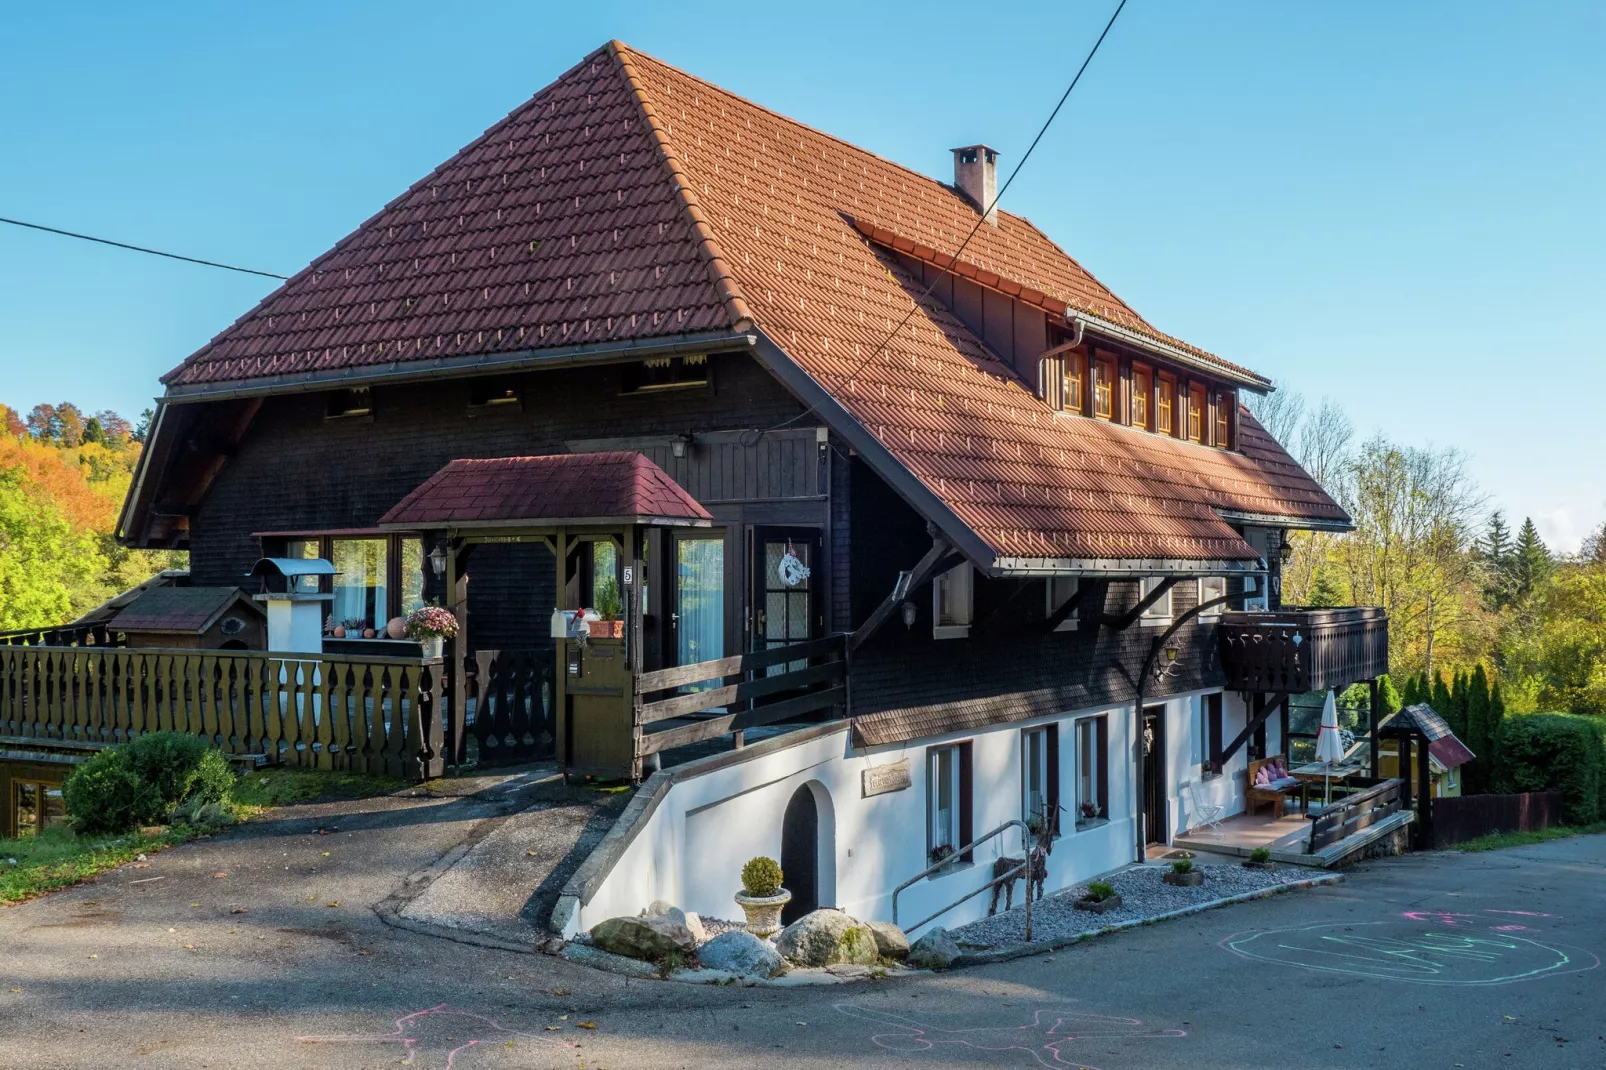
[747,0,1128,442]
[0,216,288,280]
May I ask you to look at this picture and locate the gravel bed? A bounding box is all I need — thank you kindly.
[697,916,746,942]
[949,863,1316,948]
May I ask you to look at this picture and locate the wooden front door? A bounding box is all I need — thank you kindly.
[669,531,728,669]
[751,528,822,663]
[1143,705,1168,846]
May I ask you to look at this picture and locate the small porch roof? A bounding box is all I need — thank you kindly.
[1380,703,1476,770]
[378,451,713,530]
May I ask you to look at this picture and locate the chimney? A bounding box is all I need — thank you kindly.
[952,145,1000,225]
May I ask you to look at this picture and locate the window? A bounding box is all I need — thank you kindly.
[933,563,973,639]
[331,538,388,633]
[468,377,521,408]
[1092,357,1114,420]
[1198,576,1226,618]
[1022,725,1060,833]
[1131,364,1152,431]
[1202,693,1224,777]
[1157,374,1176,435]
[10,780,64,838]
[399,537,427,615]
[325,388,372,420]
[1045,575,1079,632]
[1074,717,1108,826]
[1213,391,1233,448]
[284,538,323,594]
[588,540,621,618]
[927,742,973,864]
[1062,350,1087,414]
[1140,576,1173,623]
[1187,383,1206,442]
[622,353,709,393]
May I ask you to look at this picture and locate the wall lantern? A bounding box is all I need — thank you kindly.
[1279,540,1295,565]
[671,432,693,458]
[901,600,918,629]
[428,544,448,577]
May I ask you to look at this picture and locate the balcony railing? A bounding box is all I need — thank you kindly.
[1218,606,1388,693]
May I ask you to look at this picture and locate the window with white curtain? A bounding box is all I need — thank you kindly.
[933,563,973,639]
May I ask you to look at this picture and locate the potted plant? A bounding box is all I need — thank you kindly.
[590,585,625,639]
[928,843,957,868]
[1242,847,1277,871]
[340,618,367,641]
[1162,854,1204,887]
[733,856,790,938]
[1073,879,1123,914]
[1079,801,1102,823]
[404,605,459,659]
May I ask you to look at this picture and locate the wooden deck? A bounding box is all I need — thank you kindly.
[1174,811,1320,864]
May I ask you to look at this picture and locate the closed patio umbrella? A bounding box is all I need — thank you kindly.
[1313,690,1345,804]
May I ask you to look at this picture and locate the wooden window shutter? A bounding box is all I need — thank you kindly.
[1208,693,1224,770]
[958,741,975,861]
[1095,717,1110,818]
[1046,725,1061,834]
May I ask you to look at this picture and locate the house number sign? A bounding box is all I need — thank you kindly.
[861,759,911,798]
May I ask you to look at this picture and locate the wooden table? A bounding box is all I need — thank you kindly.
[1290,761,1363,809]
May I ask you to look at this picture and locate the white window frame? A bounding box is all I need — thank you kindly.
[1074,716,1105,826]
[1140,576,1173,625]
[1198,576,1226,619]
[932,563,973,640]
[927,745,962,856]
[1022,726,1050,827]
[1045,576,1079,632]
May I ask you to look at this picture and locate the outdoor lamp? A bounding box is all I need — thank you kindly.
[671,432,693,458]
[428,544,447,577]
[1279,540,1295,564]
[901,600,918,629]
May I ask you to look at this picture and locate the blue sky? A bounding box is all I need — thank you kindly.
[2,2,1601,548]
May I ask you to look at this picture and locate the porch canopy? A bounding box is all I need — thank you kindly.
[377,451,712,530]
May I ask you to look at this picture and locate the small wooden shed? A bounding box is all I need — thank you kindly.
[111,586,267,650]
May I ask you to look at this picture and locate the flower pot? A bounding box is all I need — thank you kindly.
[733,888,791,938]
[419,635,444,659]
[588,619,624,639]
[1073,893,1123,914]
[1163,870,1205,887]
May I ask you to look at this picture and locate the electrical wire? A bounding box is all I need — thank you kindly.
[0,216,289,279]
[741,0,1129,444]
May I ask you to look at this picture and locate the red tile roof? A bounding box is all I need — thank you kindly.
[158,41,1347,565]
[378,452,712,528]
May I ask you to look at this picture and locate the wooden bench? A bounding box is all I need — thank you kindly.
[1244,756,1302,818]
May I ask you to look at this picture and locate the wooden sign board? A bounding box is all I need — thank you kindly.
[862,759,911,798]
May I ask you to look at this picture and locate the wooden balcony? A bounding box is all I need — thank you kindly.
[1218,606,1388,693]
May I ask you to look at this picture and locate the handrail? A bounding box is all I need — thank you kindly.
[892,818,1035,941]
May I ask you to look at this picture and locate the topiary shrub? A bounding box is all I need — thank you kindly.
[740,855,784,897]
[62,732,235,835]
[1498,713,1605,824]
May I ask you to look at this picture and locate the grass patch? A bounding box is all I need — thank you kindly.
[1453,822,1606,853]
[1,825,191,904]
[230,769,404,812]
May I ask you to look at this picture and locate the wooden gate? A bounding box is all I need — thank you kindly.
[464,649,555,766]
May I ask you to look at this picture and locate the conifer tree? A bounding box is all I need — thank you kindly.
[1431,670,1453,718]
[1465,665,1492,793]
[1511,518,1552,599]
[1448,668,1469,738]
[1487,680,1507,792]
[1377,674,1403,716]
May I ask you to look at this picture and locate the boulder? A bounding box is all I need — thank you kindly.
[645,899,676,917]
[666,906,707,945]
[697,930,786,979]
[589,915,695,961]
[864,920,910,960]
[906,927,960,969]
[775,909,879,967]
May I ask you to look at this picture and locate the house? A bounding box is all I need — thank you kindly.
[1378,704,1473,800]
[105,41,1387,932]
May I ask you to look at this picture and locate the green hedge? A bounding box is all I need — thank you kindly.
[62,732,235,834]
[1497,713,1606,825]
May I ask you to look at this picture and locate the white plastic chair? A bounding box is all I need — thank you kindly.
[1183,779,1226,834]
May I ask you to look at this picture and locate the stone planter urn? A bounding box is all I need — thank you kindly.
[1163,870,1205,887]
[1073,893,1123,914]
[734,889,791,939]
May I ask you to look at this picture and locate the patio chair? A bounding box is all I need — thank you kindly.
[1182,779,1225,834]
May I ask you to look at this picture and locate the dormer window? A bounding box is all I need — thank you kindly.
[1063,351,1087,414]
[1214,391,1233,448]
[1092,357,1114,420]
[1131,364,1153,431]
[1157,374,1176,435]
[326,388,372,420]
[1187,383,1206,443]
[622,354,710,393]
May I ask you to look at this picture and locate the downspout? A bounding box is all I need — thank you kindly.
[1034,317,1085,400]
[1130,588,1244,865]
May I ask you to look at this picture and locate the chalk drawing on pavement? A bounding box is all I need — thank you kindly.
[1223,920,1599,986]
[833,1002,1185,1068]
[296,1004,573,1068]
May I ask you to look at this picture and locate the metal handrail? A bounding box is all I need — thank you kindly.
[891,818,1035,941]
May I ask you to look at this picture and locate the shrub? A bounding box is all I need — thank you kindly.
[1085,880,1115,902]
[1249,847,1272,864]
[1170,857,1194,875]
[740,855,784,897]
[62,732,235,835]
[1497,713,1605,824]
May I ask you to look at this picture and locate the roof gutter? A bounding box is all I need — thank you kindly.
[1215,508,1355,534]
[992,555,1263,578]
[1071,312,1272,393]
[157,330,751,403]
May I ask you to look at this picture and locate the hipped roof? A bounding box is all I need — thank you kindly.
[153,41,1348,568]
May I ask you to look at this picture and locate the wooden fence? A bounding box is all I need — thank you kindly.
[461,648,554,767]
[1431,792,1564,848]
[0,645,445,779]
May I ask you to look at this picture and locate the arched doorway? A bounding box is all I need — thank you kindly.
[780,784,819,924]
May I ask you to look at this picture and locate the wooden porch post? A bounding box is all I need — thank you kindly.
[553,527,568,771]
[1279,695,1291,761]
[1368,677,1381,777]
[1416,730,1434,848]
[446,539,470,767]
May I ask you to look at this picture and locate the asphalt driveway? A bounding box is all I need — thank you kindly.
[2,787,1602,1070]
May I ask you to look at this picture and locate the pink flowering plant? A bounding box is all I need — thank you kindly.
[403,605,459,641]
